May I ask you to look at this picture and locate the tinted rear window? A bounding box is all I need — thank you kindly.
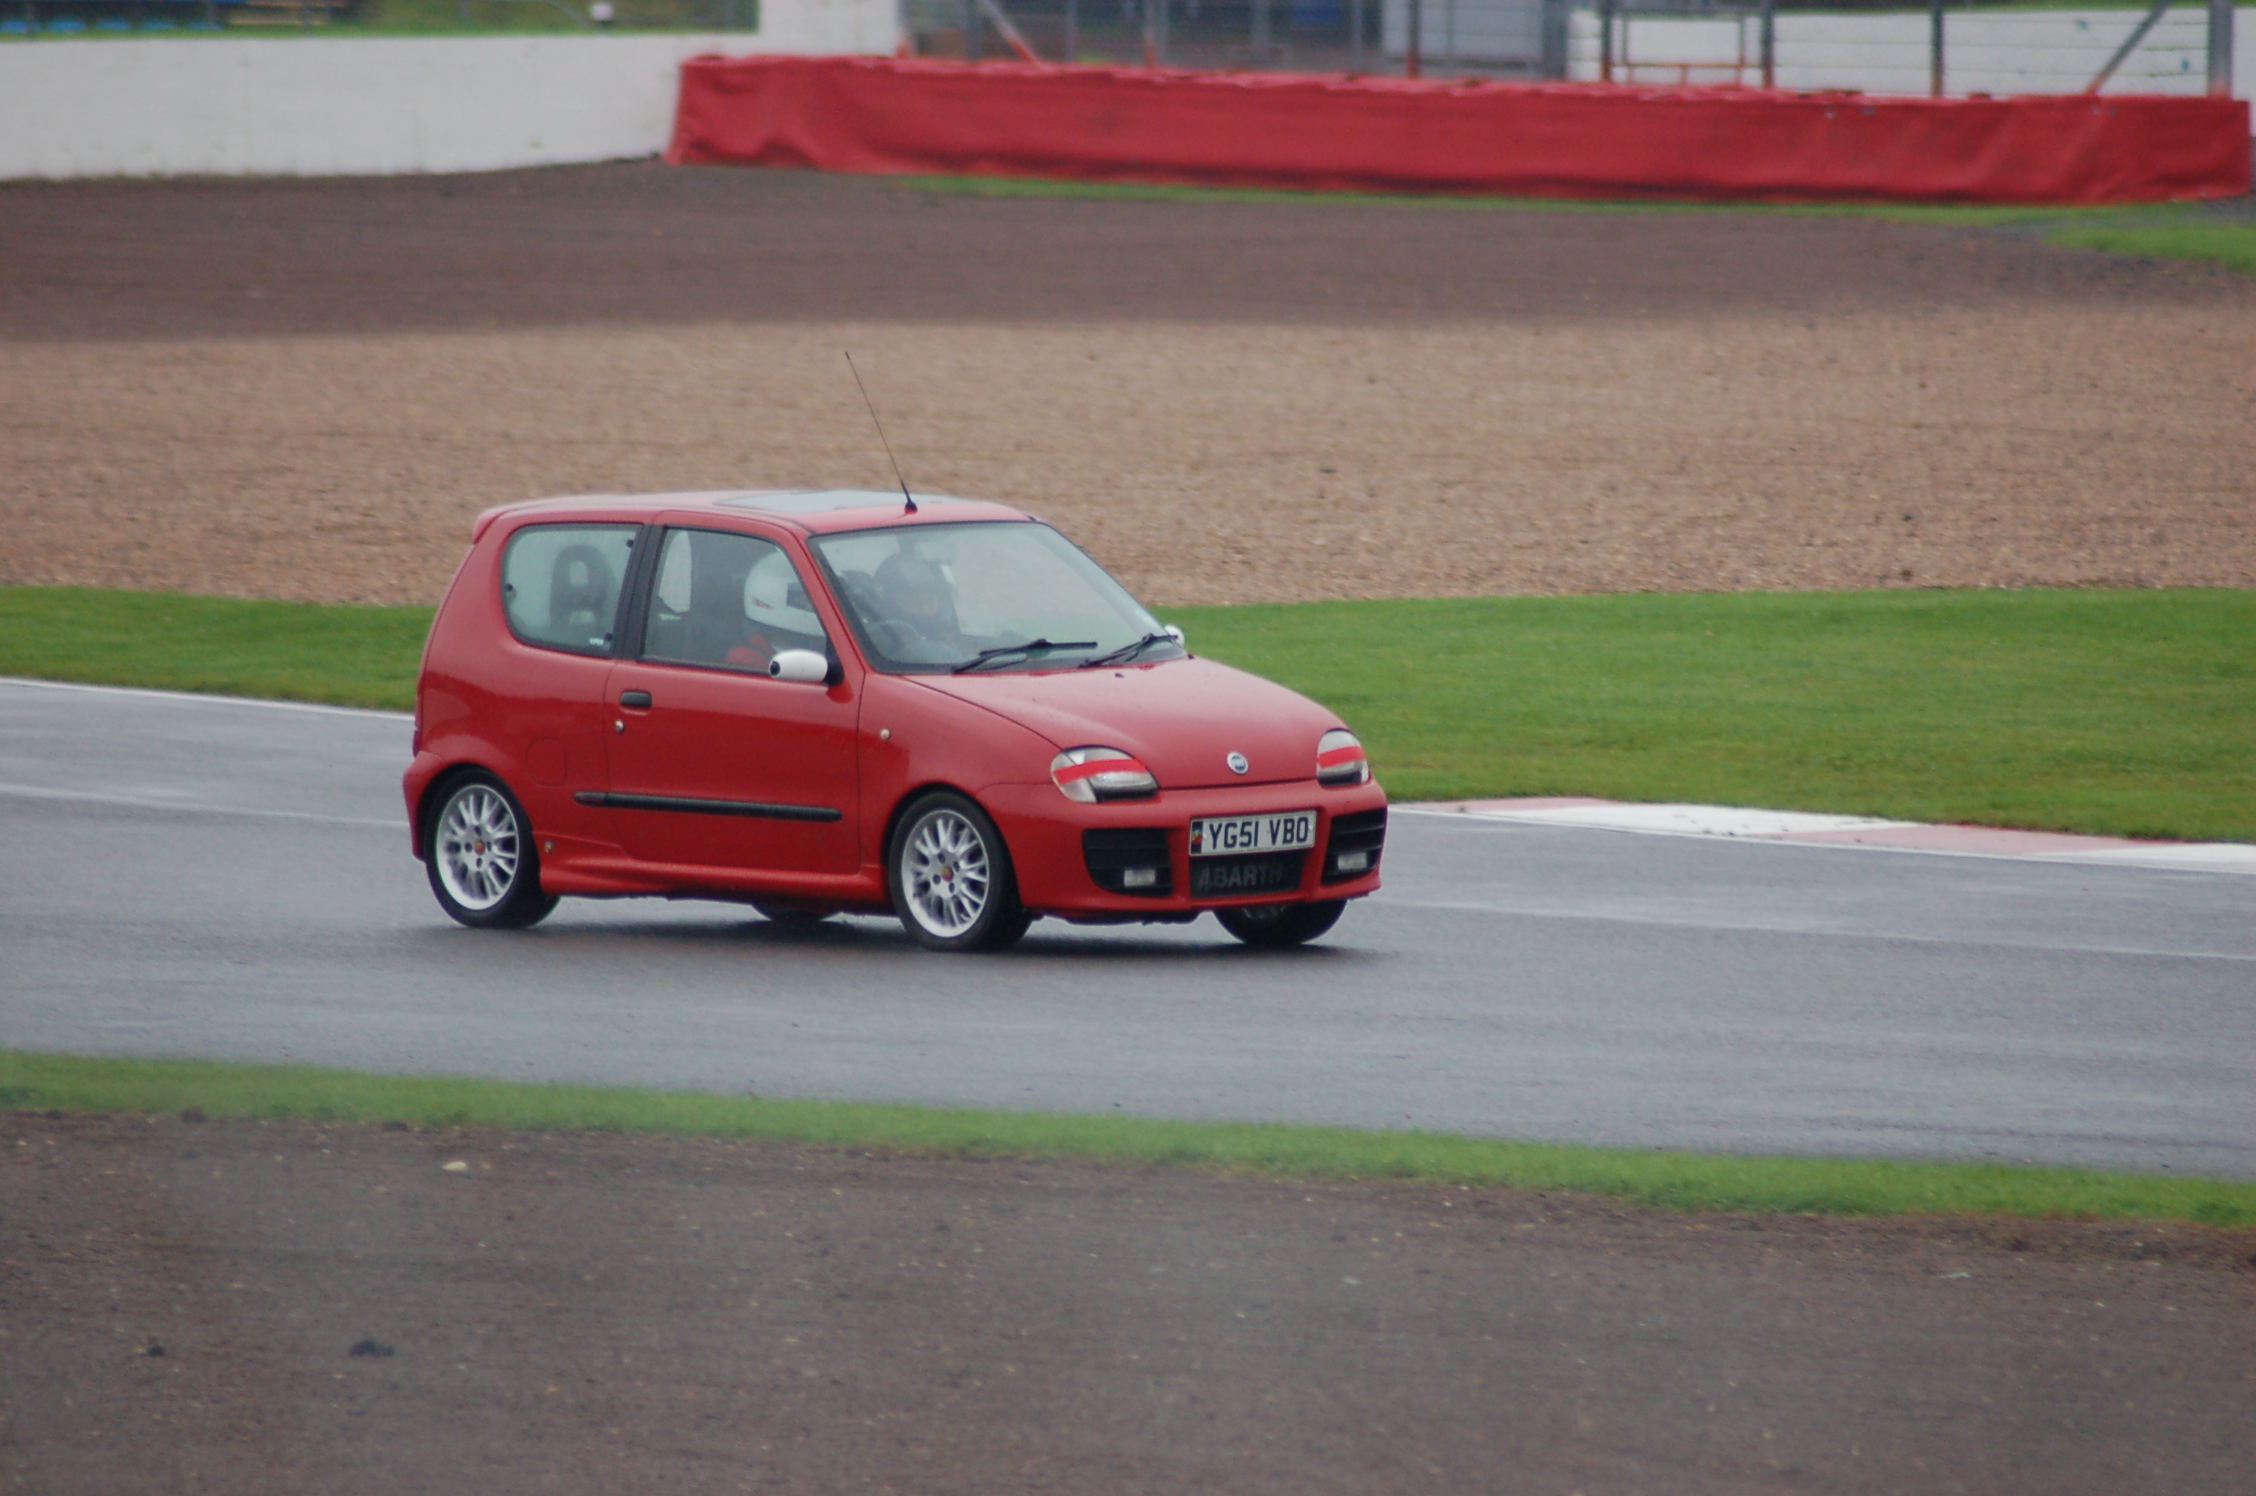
[501,524,638,655]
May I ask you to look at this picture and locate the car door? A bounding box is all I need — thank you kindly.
[601,523,860,875]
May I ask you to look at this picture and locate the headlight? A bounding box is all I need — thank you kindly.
[1316,728,1369,787]
[1051,746,1158,803]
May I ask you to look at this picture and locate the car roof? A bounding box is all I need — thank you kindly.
[478,489,1032,538]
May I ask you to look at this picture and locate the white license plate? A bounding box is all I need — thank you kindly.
[1189,809,1317,858]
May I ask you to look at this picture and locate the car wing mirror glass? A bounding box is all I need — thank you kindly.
[768,649,831,684]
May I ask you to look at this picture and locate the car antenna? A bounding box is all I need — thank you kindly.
[844,351,916,515]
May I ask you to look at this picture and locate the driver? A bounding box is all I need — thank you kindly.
[873,551,962,645]
[726,549,827,672]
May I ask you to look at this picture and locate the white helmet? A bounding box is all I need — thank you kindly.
[743,550,823,637]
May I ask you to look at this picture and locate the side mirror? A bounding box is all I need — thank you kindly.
[1164,625,1185,646]
[768,649,829,684]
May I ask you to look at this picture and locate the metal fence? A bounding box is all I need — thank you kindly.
[901,0,2241,100]
[903,0,1379,69]
[1572,0,2238,97]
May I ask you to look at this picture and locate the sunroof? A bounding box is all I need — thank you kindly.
[719,489,969,514]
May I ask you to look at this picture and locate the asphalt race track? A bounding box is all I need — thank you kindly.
[4,677,2252,1178]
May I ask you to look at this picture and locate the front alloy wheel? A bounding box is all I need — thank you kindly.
[888,791,1031,952]
[425,771,558,930]
[1215,899,1344,948]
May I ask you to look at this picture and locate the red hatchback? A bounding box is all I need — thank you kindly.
[403,490,1387,950]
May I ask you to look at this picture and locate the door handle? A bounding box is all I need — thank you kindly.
[618,690,652,709]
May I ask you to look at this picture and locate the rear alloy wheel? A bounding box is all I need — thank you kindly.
[1215,899,1344,949]
[888,791,1030,952]
[425,771,559,930]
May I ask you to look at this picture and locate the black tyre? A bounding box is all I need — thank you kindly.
[424,771,558,930]
[985,906,1036,950]
[888,791,1029,952]
[1214,899,1345,948]
[752,900,838,927]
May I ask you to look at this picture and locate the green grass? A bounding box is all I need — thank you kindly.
[0,0,751,37]
[0,587,429,711]
[898,177,2256,274]
[1179,589,2256,841]
[325,0,754,36]
[899,174,1733,215]
[6,584,2252,840]
[894,175,2217,224]
[2044,221,2256,276]
[6,1049,2252,1224]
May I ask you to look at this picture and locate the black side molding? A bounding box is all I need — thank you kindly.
[574,791,843,823]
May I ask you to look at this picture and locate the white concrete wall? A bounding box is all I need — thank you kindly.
[0,11,896,179]
[1564,7,2252,103]
[1381,0,1544,66]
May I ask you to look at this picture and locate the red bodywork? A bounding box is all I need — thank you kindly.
[403,491,1386,923]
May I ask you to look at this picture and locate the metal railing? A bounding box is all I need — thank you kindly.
[1568,0,2238,96]
[901,0,2239,101]
[1595,0,1773,86]
[903,0,1382,70]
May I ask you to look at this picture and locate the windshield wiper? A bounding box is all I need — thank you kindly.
[1079,632,1177,669]
[952,638,1097,674]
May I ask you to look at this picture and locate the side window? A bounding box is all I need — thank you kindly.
[501,524,639,655]
[640,527,830,674]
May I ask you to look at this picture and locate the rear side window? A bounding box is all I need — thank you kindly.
[501,524,638,655]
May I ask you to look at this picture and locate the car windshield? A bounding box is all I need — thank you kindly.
[809,520,1184,674]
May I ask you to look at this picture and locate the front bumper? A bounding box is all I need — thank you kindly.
[981,778,1387,918]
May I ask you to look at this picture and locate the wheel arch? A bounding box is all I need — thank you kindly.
[412,760,511,862]
[882,781,1033,951]
[878,779,997,871]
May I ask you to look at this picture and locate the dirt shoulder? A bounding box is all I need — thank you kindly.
[7,1111,2254,1495]
[2,164,2250,606]
[5,166,2237,343]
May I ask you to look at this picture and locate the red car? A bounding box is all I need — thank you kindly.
[403,490,1387,951]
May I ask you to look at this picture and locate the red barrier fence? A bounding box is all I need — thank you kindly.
[669,55,2251,205]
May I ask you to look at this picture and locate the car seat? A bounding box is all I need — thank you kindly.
[547,545,616,644]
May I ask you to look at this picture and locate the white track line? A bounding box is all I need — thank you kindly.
[0,674,412,723]
[1403,799,2256,876]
